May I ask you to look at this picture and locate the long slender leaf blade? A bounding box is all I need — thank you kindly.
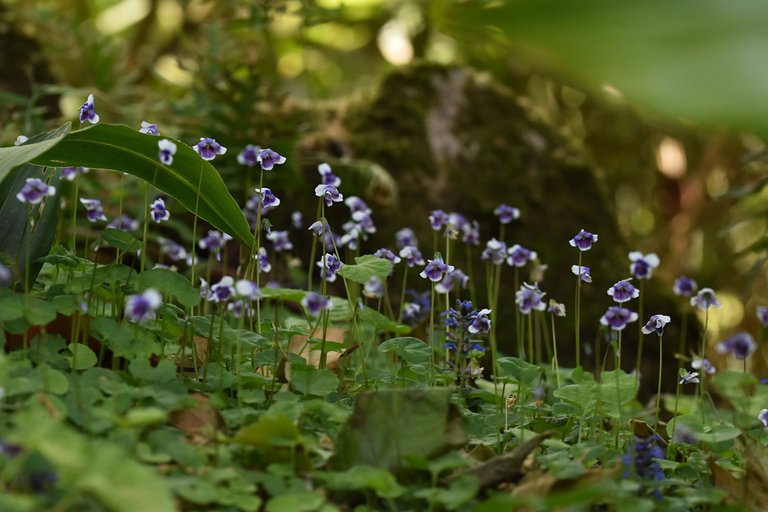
[28,124,252,244]
[0,123,70,185]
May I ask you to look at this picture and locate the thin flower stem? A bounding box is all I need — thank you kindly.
[71,179,79,254]
[614,330,622,449]
[678,308,689,355]
[699,309,710,423]
[397,267,409,322]
[429,281,436,387]
[306,199,322,291]
[635,280,645,378]
[656,334,663,427]
[466,244,477,305]
[116,173,125,264]
[550,314,561,388]
[141,181,151,274]
[575,251,582,368]
[527,313,534,364]
[668,376,682,458]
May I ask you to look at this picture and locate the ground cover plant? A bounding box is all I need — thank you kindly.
[1,94,768,512]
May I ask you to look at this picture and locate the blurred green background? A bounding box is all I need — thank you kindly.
[3,0,768,373]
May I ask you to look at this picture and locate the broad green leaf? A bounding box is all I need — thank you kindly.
[23,123,251,244]
[0,123,70,185]
[22,296,58,326]
[67,343,97,370]
[289,366,339,396]
[322,465,404,499]
[337,255,393,285]
[378,337,430,365]
[265,492,325,512]
[101,228,141,253]
[443,0,768,136]
[333,389,467,471]
[138,268,201,308]
[358,306,410,335]
[260,287,307,303]
[0,290,24,321]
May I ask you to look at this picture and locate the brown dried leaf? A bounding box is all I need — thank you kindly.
[710,449,768,510]
[170,393,225,445]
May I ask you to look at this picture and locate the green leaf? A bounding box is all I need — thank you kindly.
[443,0,768,136]
[22,296,58,326]
[138,268,201,308]
[338,255,393,285]
[23,123,251,244]
[290,366,339,397]
[265,492,325,512]
[333,389,468,471]
[0,290,24,321]
[67,343,97,370]
[323,466,404,499]
[358,306,411,335]
[0,123,70,185]
[101,228,141,253]
[378,337,430,365]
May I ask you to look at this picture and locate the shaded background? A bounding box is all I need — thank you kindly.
[2,0,768,382]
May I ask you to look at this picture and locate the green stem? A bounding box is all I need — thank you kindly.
[550,314,561,388]
[575,251,582,368]
[656,335,663,427]
[635,280,645,378]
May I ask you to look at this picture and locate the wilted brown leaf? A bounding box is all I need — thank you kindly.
[710,447,768,510]
[170,393,226,444]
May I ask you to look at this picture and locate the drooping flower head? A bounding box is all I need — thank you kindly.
[158,237,187,262]
[158,139,177,165]
[600,306,638,331]
[690,288,720,310]
[235,279,261,301]
[108,214,139,232]
[308,220,328,237]
[374,248,401,265]
[80,198,107,222]
[315,184,343,207]
[237,144,260,167]
[679,371,700,385]
[548,300,566,317]
[266,230,293,252]
[420,256,454,282]
[716,332,757,360]
[125,289,161,322]
[318,163,341,186]
[507,244,537,267]
[302,292,332,316]
[210,276,235,303]
[462,221,481,246]
[198,230,233,261]
[257,247,271,274]
[79,93,99,124]
[257,148,286,171]
[569,229,598,251]
[691,358,715,375]
[149,198,170,223]
[140,121,159,135]
[759,409,768,429]
[629,252,660,280]
[400,245,425,268]
[193,137,227,161]
[571,265,592,283]
[429,210,450,231]
[436,268,469,294]
[317,253,342,282]
[516,283,546,314]
[16,178,56,204]
[60,166,89,181]
[607,278,640,303]
[363,276,385,299]
[757,306,768,327]
[673,275,698,297]
[468,308,492,335]
[481,239,507,265]
[494,204,520,224]
[248,188,281,213]
[395,228,417,249]
[641,314,671,336]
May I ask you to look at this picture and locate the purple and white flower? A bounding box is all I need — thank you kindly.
[641,314,671,336]
[690,288,720,310]
[158,237,187,262]
[318,163,341,186]
[494,204,520,224]
[302,292,332,316]
[291,211,303,229]
[150,198,170,223]
[607,278,640,303]
[571,265,592,283]
[679,371,700,385]
[569,229,598,251]
[759,409,768,429]
[317,253,342,282]
[516,283,547,314]
[716,332,757,360]
[80,198,107,222]
[198,230,232,261]
[429,210,450,231]
[420,256,454,282]
[308,221,327,237]
[757,306,768,327]
[249,187,281,213]
[395,228,417,249]
[235,279,261,301]
[481,239,507,265]
[691,358,715,375]
[600,306,638,331]
[315,184,343,207]
[673,275,698,297]
[363,276,385,299]
[266,230,293,252]
[237,144,260,167]
[193,137,227,161]
[210,276,235,302]
[462,221,481,246]
[548,300,566,317]
[79,94,99,124]
[257,247,271,274]
[629,252,660,280]
[125,289,161,322]
[507,244,537,267]
[16,178,56,204]
[158,139,177,165]
[436,269,468,294]
[400,245,425,268]
[469,308,492,334]
[257,148,286,170]
[140,121,159,135]
[60,166,89,181]
[374,248,401,265]
[108,214,139,232]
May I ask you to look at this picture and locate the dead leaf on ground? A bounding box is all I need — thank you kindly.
[710,446,768,510]
[287,327,346,377]
[170,393,226,445]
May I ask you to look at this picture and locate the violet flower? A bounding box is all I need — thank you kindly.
[679,371,700,385]
[757,306,768,327]
[400,245,425,267]
[507,244,537,267]
[210,276,235,302]
[198,230,232,261]
[494,204,520,224]
[193,137,227,161]
[481,239,507,265]
[158,139,177,165]
[317,253,342,282]
[60,166,89,181]
[571,265,592,283]
[315,184,343,207]
[150,198,170,223]
[249,187,281,212]
[16,178,56,204]
[108,214,139,232]
[158,237,187,262]
[673,275,698,297]
[716,332,757,360]
[374,248,401,265]
[516,283,546,314]
[600,306,638,331]
[468,308,492,334]
[14,135,28,146]
[125,289,161,322]
[363,276,385,299]
[607,278,640,303]
[257,247,271,274]
[420,256,454,282]
[641,314,671,336]
[235,279,262,301]
[429,210,450,231]
[79,94,99,124]
[237,144,260,167]
[548,300,566,317]
[759,409,768,429]
[291,211,303,229]
[266,230,293,252]
[462,221,480,246]
[629,252,660,280]
[257,148,286,170]
[569,229,598,251]
[302,292,332,316]
[690,288,720,310]
[80,198,107,222]
[395,228,417,249]
[318,163,341,186]
[436,268,468,294]
[140,121,159,135]
[691,358,715,375]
